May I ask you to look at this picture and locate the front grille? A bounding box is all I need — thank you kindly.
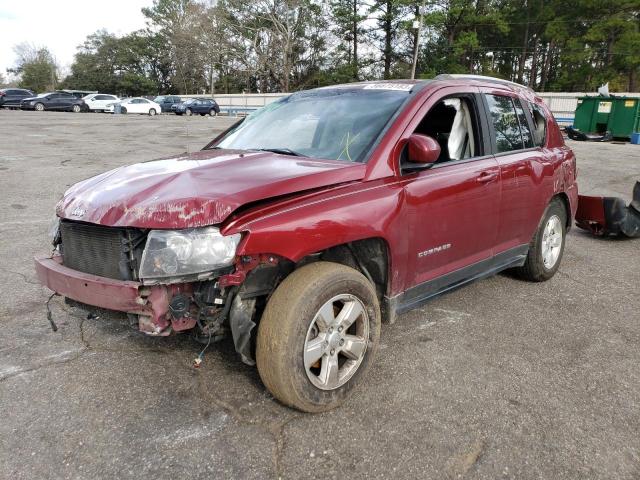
[60,220,146,280]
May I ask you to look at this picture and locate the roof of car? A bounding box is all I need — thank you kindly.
[323,75,535,98]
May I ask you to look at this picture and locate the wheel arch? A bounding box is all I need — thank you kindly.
[552,192,572,230]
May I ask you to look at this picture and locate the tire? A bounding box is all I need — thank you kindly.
[34,103,44,112]
[72,104,81,113]
[516,198,567,282]
[149,108,156,116]
[256,262,381,412]
[120,107,127,114]
[209,109,217,117]
[185,108,192,116]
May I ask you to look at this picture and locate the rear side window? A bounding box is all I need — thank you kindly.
[514,100,534,148]
[485,94,523,153]
[528,102,547,147]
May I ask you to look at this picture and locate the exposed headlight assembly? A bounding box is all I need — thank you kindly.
[139,227,241,281]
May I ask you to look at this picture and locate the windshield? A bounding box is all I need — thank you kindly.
[154,96,165,102]
[214,87,410,162]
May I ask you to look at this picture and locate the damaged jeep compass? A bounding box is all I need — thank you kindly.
[36,76,578,412]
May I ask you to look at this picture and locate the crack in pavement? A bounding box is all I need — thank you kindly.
[191,366,301,479]
[6,269,41,286]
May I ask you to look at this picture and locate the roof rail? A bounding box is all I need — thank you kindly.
[434,74,532,91]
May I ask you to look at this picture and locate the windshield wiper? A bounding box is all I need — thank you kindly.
[254,148,307,157]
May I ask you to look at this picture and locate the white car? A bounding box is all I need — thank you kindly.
[107,97,162,116]
[83,93,119,112]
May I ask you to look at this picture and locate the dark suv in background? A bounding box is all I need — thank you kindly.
[173,97,220,116]
[0,88,35,109]
[153,95,182,113]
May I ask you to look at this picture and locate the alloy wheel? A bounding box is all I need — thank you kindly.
[542,214,563,269]
[303,294,369,391]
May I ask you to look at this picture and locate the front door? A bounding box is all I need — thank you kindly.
[402,88,501,301]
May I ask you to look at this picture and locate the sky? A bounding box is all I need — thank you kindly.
[0,0,153,77]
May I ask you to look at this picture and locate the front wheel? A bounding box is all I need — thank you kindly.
[149,108,156,116]
[185,108,192,116]
[256,262,381,412]
[516,198,567,282]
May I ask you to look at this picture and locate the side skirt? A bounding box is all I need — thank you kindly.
[382,244,529,324]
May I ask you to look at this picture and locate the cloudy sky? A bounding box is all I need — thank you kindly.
[0,0,153,76]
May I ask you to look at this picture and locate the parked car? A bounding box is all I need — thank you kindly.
[83,94,119,112]
[153,95,182,113]
[36,76,578,412]
[0,88,35,109]
[105,97,161,116]
[20,92,87,112]
[173,97,220,116]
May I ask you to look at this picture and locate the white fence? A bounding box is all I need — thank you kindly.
[186,91,640,123]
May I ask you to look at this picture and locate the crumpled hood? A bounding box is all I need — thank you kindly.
[56,149,365,229]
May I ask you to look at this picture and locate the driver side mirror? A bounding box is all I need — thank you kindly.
[407,134,440,164]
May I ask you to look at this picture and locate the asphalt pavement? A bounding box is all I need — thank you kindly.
[0,110,639,479]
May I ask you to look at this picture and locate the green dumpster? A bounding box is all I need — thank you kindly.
[573,97,612,134]
[608,97,640,138]
[573,96,640,139]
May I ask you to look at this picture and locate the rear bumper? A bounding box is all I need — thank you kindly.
[35,254,144,312]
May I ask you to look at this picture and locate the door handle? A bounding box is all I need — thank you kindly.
[476,171,498,183]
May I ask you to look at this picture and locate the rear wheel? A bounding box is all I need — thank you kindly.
[209,109,217,116]
[72,104,81,113]
[35,103,44,111]
[149,108,156,116]
[516,198,567,282]
[256,262,381,412]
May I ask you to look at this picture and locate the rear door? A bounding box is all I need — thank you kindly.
[6,89,22,105]
[480,90,546,251]
[47,94,62,109]
[58,93,74,109]
[402,87,502,297]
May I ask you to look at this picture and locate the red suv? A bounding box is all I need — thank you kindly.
[36,75,578,412]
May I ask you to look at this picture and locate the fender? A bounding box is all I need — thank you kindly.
[221,177,410,296]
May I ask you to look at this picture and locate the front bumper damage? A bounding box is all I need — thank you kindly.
[35,253,285,364]
[35,254,198,335]
[575,182,640,237]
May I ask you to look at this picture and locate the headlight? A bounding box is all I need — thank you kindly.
[139,227,241,280]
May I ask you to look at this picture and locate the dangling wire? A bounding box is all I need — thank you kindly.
[193,326,212,368]
[45,292,59,332]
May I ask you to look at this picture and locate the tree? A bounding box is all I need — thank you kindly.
[9,43,58,92]
[330,0,368,80]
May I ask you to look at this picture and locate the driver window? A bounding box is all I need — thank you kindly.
[413,96,480,163]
